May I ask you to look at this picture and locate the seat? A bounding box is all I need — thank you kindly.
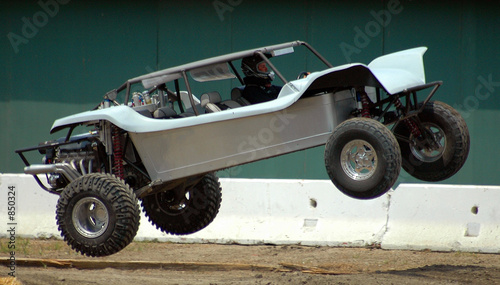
[200,91,223,113]
[231,87,251,106]
[178,112,196,117]
[200,91,243,113]
[221,100,242,109]
[179,91,204,114]
[153,106,178,119]
[136,109,153,118]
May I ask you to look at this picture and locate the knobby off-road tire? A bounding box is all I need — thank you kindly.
[394,101,470,181]
[141,173,222,235]
[325,118,401,199]
[56,173,140,257]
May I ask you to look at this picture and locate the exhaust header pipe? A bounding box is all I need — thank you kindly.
[24,163,81,181]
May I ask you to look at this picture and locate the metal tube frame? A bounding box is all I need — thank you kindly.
[115,41,332,106]
[181,70,199,116]
[361,81,443,139]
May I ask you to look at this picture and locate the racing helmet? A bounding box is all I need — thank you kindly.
[241,55,275,81]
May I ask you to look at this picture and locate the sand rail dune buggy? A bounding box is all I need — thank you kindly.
[16,40,469,257]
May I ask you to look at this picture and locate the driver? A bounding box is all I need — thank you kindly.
[241,55,282,104]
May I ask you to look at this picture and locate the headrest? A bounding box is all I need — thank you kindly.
[200,91,221,107]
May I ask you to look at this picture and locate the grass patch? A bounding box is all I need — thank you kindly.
[0,238,72,257]
[0,277,23,285]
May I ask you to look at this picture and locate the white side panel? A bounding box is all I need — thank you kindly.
[130,93,355,182]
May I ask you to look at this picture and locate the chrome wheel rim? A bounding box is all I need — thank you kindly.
[72,197,109,238]
[341,139,377,181]
[410,123,446,163]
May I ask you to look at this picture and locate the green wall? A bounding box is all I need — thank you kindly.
[1,0,499,186]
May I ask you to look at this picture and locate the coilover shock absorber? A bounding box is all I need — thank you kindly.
[358,91,371,118]
[111,125,125,179]
[394,98,422,138]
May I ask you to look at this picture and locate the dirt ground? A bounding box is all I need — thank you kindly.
[1,238,500,285]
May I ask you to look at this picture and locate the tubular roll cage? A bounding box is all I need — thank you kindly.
[111,41,333,114]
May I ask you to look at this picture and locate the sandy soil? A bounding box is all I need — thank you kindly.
[1,238,500,284]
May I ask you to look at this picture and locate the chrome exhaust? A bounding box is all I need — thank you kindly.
[24,163,81,182]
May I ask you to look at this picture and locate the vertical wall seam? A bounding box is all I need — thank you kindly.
[381,0,386,55]
[156,0,160,70]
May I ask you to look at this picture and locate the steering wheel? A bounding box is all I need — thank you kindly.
[297,71,310,79]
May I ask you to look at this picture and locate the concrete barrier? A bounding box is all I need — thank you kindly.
[0,174,499,253]
[381,184,500,253]
[140,178,389,247]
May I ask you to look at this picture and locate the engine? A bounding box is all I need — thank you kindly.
[42,133,104,189]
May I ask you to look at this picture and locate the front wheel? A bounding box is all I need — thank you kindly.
[56,173,140,257]
[394,101,470,181]
[324,118,401,199]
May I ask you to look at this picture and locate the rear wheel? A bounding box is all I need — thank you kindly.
[394,101,470,181]
[325,118,401,199]
[56,173,140,257]
[141,173,222,235]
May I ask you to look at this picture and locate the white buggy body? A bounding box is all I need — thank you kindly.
[50,45,427,183]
